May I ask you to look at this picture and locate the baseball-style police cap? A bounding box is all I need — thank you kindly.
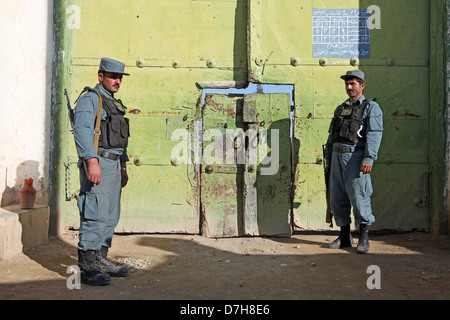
[98,57,130,76]
[340,70,365,81]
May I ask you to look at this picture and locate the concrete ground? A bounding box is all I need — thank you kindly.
[0,229,449,304]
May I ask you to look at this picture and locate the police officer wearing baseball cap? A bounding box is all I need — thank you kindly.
[324,70,383,254]
[73,57,131,285]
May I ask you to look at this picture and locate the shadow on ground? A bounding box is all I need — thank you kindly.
[0,230,449,301]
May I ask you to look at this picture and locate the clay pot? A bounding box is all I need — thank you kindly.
[19,178,37,209]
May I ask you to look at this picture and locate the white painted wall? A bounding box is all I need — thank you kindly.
[0,0,53,206]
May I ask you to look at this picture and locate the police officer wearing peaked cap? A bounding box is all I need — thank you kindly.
[324,70,383,254]
[73,57,131,285]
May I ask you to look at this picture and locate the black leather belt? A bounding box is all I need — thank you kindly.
[333,145,364,153]
[98,150,121,161]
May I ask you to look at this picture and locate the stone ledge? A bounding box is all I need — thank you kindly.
[0,205,49,260]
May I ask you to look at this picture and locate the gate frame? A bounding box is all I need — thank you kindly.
[430,0,449,235]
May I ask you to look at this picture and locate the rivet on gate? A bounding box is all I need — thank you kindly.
[413,196,424,207]
[248,164,256,173]
[319,58,328,67]
[134,157,141,166]
[171,158,181,166]
[386,57,395,66]
[384,155,393,165]
[205,165,214,174]
[172,60,181,69]
[350,57,359,66]
[290,56,301,66]
[255,56,264,66]
[136,58,146,68]
[206,59,216,68]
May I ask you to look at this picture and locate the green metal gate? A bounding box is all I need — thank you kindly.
[51,0,447,235]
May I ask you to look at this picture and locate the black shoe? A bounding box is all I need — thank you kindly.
[80,270,111,286]
[97,246,128,277]
[329,225,354,249]
[78,250,111,286]
[356,224,370,254]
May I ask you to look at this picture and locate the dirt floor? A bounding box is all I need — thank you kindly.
[0,229,449,303]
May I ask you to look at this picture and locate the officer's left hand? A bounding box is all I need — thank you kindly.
[360,162,372,174]
[121,169,129,188]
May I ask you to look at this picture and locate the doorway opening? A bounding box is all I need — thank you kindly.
[198,83,297,237]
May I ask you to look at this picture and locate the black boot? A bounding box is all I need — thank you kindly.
[329,224,354,249]
[96,246,128,277]
[356,224,370,254]
[78,250,111,286]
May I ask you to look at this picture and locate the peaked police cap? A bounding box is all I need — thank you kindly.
[98,57,130,76]
[340,70,365,81]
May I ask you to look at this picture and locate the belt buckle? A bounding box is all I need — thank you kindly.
[343,147,352,153]
[99,150,117,160]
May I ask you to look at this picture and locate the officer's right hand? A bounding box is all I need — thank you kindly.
[86,158,102,185]
[360,161,372,174]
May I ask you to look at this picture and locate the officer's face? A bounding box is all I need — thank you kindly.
[98,72,123,94]
[345,78,365,101]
